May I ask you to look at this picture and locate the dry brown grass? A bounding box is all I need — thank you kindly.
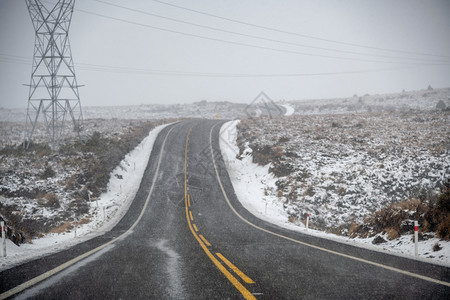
[43,192,60,208]
[349,184,450,240]
[288,216,299,223]
[78,217,91,225]
[436,214,450,240]
[386,227,400,240]
[50,221,73,234]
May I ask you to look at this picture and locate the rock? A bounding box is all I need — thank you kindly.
[433,242,442,252]
[372,235,387,244]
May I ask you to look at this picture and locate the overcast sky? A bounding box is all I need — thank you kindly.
[0,0,449,109]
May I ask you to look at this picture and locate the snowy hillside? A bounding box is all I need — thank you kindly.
[0,100,248,146]
[219,88,449,264]
[220,120,450,265]
[0,123,169,271]
[0,100,247,123]
[290,87,450,115]
[0,119,170,248]
[234,111,449,230]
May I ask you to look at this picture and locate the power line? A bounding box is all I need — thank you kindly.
[150,0,450,60]
[74,7,447,66]
[92,0,449,64]
[0,53,436,78]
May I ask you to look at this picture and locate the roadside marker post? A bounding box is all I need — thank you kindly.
[1,221,6,257]
[306,214,310,230]
[414,221,419,257]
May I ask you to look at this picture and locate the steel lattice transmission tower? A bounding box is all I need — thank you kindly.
[24,0,83,150]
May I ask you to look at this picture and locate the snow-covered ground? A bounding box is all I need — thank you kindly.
[0,123,169,271]
[220,120,450,267]
[0,100,247,124]
[1,87,449,271]
[289,87,450,115]
[281,103,295,116]
[234,111,449,231]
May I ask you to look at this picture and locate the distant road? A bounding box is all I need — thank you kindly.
[1,120,449,299]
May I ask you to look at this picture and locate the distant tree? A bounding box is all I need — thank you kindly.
[427,84,433,90]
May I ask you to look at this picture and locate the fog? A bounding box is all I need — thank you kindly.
[1,0,449,108]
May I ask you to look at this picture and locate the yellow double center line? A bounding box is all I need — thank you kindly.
[184,126,256,300]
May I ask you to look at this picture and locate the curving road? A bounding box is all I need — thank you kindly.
[1,120,449,299]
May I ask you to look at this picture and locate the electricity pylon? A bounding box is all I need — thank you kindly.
[24,0,83,150]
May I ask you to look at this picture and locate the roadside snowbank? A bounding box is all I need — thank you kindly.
[281,104,295,116]
[220,120,450,267]
[0,123,169,271]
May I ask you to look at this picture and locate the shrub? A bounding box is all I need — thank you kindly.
[84,131,104,151]
[69,198,89,216]
[43,192,60,208]
[50,221,73,234]
[386,227,399,240]
[331,122,341,128]
[288,216,298,223]
[436,214,450,240]
[424,183,449,239]
[250,144,273,166]
[433,242,442,252]
[436,187,450,212]
[42,165,56,179]
[372,235,387,244]
[304,186,315,197]
[278,136,290,143]
[269,161,294,177]
[350,184,450,240]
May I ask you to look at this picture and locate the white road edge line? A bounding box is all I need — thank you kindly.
[209,122,450,288]
[0,125,177,300]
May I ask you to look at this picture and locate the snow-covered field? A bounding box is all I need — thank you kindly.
[0,100,247,124]
[220,120,450,266]
[234,111,449,231]
[0,123,169,271]
[290,87,450,115]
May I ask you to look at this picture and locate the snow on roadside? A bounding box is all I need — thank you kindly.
[220,120,450,267]
[220,120,290,226]
[0,123,170,271]
[281,104,295,116]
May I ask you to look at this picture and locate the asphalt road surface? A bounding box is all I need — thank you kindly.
[1,120,449,299]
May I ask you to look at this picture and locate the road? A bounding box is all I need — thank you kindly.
[1,119,449,299]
